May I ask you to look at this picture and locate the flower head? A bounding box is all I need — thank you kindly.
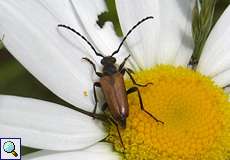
[107,65,230,159]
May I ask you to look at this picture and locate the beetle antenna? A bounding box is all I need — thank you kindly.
[58,24,104,58]
[111,16,154,57]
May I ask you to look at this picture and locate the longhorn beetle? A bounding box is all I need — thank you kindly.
[58,16,163,148]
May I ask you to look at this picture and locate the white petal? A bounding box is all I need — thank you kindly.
[0,95,105,150]
[23,142,115,160]
[116,0,194,68]
[172,0,195,66]
[69,0,123,56]
[198,6,230,78]
[23,144,119,160]
[39,0,134,68]
[116,0,159,68]
[157,0,194,66]
[83,142,114,153]
[0,0,100,111]
[38,0,102,64]
[212,70,230,87]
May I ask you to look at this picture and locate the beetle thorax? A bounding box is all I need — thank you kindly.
[102,64,117,75]
[101,56,118,75]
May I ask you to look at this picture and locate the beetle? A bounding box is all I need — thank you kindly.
[58,16,163,146]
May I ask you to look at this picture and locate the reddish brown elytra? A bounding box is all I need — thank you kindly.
[58,16,163,148]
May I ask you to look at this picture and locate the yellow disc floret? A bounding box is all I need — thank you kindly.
[106,65,230,160]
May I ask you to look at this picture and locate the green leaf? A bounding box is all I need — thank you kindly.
[0,43,3,50]
[97,0,122,36]
[191,0,216,64]
[0,35,4,50]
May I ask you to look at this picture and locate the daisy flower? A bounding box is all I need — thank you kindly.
[0,0,230,159]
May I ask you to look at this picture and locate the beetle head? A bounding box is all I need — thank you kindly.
[101,56,116,65]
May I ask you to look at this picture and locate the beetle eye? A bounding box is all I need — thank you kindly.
[100,58,105,64]
[111,57,116,63]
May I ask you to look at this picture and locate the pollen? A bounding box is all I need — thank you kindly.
[106,65,230,160]
[83,91,88,96]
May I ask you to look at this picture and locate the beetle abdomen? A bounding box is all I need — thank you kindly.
[100,72,129,120]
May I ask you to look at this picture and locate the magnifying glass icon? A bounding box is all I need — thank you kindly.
[3,141,18,157]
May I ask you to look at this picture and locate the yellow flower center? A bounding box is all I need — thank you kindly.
[106,65,230,160]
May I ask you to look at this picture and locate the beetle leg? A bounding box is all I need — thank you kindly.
[92,82,101,118]
[70,106,107,122]
[102,102,108,112]
[119,54,131,71]
[122,68,153,87]
[121,67,134,75]
[120,68,126,75]
[126,68,135,74]
[127,87,164,124]
[109,117,125,150]
[82,57,103,77]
